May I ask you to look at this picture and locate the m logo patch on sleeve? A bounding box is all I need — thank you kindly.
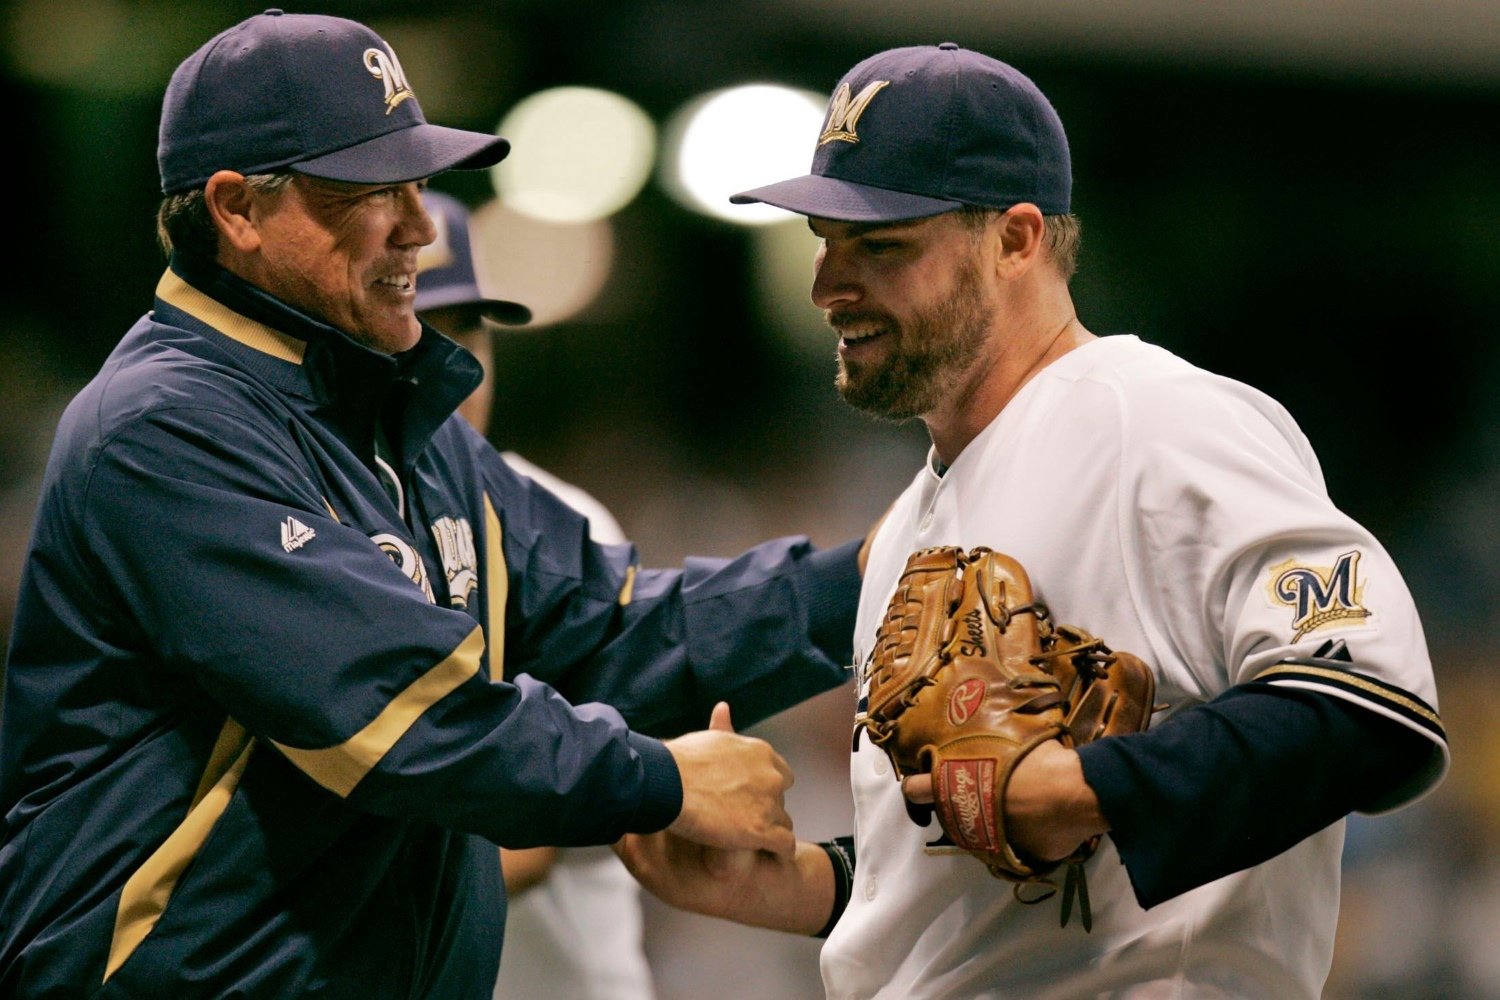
[1266,550,1372,641]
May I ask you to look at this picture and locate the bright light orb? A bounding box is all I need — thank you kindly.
[661,84,826,226]
[492,87,657,224]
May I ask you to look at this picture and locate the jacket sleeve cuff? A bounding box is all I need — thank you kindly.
[627,732,683,833]
[793,539,863,665]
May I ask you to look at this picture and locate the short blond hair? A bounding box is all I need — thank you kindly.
[957,205,1081,282]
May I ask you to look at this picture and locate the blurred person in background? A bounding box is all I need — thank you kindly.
[617,42,1449,999]
[416,188,656,1000]
[0,12,869,997]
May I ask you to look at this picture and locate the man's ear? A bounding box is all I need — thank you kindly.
[203,170,261,253]
[993,203,1045,281]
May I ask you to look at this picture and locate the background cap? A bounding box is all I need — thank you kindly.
[415,191,532,327]
[731,42,1071,222]
[158,9,510,195]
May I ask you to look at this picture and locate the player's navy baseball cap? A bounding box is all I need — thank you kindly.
[731,43,1070,223]
[158,9,509,195]
[415,191,531,326]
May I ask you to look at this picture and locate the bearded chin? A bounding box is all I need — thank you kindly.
[832,261,990,422]
[836,349,947,421]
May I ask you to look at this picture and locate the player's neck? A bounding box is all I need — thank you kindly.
[924,312,1094,467]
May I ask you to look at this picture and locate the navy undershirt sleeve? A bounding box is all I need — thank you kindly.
[1076,681,1432,908]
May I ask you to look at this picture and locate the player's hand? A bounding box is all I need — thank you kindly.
[615,828,774,918]
[663,702,796,859]
[614,833,834,934]
[899,743,1105,863]
[1000,739,1107,862]
[900,743,1104,863]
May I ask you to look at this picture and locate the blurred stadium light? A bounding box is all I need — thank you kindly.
[658,84,826,225]
[491,86,657,224]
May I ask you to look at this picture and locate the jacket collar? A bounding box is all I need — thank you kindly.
[158,252,483,469]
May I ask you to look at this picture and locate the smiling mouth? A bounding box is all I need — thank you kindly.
[838,327,890,351]
[376,274,414,293]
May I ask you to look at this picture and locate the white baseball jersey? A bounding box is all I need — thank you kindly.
[821,335,1447,1000]
[492,453,657,1000]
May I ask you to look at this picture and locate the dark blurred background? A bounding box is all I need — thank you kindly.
[3,2,1498,997]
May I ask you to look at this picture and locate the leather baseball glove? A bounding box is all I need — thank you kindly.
[859,545,1157,930]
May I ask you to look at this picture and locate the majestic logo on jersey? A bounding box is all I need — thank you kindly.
[818,80,890,145]
[363,45,415,114]
[372,532,436,603]
[948,678,985,726]
[1268,551,1371,641]
[430,516,478,610]
[280,516,316,553]
[935,759,998,852]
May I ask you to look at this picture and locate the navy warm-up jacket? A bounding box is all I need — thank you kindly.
[0,253,860,998]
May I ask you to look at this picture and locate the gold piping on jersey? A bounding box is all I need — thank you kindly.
[156,269,307,364]
[1254,663,1444,732]
[321,497,340,523]
[484,493,507,681]
[272,626,484,797]
[618,564,637,606]
[105,719,256,982]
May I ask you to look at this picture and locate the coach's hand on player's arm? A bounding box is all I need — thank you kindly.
[661,702,797,858]
[902,741,1109,863]
[615,828,835,934]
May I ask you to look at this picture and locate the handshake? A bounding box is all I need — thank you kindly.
[619,701,835,934]
[657,701,796,862]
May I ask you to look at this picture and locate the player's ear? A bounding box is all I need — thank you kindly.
[203,170,262,253]
[993,203,1045,281]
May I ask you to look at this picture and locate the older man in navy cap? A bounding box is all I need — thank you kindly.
[616,42,1446,1000]
[0,11,869,997]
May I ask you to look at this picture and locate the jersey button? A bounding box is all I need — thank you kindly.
[872,755,888,775]
[864,875,878,901]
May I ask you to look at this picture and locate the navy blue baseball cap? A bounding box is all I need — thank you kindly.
[158,9,510,195]
[415,191,531,326]
[731,43,1070,222]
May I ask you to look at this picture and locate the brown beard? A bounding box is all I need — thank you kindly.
[832,260,990,421]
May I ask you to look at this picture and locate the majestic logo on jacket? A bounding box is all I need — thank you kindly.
[280,516,316,553]
[363,45,414,115]
[430,516,478,610]
[1267,550,1371,641]
[818,80,889,145]
[372,532,436,603]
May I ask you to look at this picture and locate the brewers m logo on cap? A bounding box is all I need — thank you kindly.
[363,45,414,115]
[818,80,890,145]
